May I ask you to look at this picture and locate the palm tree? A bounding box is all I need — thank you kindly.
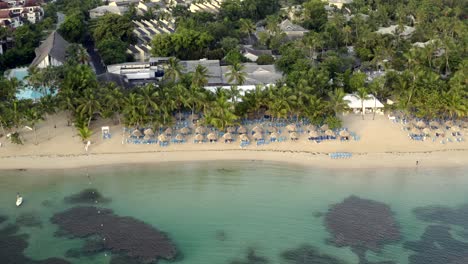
[268,85,296,121]
[369,77,385,120]
[327,88,349,117]
[225,63,246,86]
[164,57,183,82]
[138,84,159,120]
[228,85,241,103]
[123,93,143,127]
[103,85,124,124]
[77,126,93,142]
[76,89,102,127]
[239,18,255,44]
[191,64,209,88]
[66,44,90,65]
[356,87,370,120]
[204,93,238,130]
[24,106,44,145]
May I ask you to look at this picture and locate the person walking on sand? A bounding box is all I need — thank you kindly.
[416,160,419,166]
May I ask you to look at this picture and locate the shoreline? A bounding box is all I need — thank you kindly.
[0,149,466,171]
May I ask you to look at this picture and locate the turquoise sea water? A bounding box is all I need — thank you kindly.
[0,161,467,264]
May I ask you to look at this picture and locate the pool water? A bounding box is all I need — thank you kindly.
[8,68,54,100]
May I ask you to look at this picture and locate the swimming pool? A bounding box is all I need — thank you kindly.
[8,68,54,100]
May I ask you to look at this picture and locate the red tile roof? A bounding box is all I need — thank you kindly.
[0,10,11,19]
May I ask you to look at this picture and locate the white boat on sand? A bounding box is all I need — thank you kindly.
[16,194,23,207]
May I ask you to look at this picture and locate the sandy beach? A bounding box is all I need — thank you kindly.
[0,113,467,170]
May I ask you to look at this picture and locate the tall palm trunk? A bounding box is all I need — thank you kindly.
[361,101,365,120]
[372,96,377,120]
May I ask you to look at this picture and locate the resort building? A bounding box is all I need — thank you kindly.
[30,31,70,69]
[242,45,273,63]
[325,0,353,9]
[376,25,415,39]
[0,0,43,27]
[278,19,309,39]
[344,94,384,115]
[128,18,176,61]
[188,0,224,13]
[89,5,128,19]
[106,58,283,92]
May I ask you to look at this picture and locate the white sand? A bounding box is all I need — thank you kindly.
[0,113,466,170]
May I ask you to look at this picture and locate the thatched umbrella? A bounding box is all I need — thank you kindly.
[143,134,151,140]
[325,129,335,137]
[416,121,426,128]
[226,127,236,133]
[195,126,206,134]
[252,125,263,133]
[434,129,445,135]
[239,134,249,142]
[268,127,278,133]
[194,134,204,142]
[339,130,350,137]
[207,132,218,141]
[410,128,422,135]
[144,128,154,136]
[253,132,263,141]
[306,125,316,132]
[164,127,173,136]
[429,121,440,128]
[290,132,299,140]
[175,133,184,142]
[451,126,460,132]
[445,120,454,128]
[131,129,143,137]
[180,127,190,135]
[189,113,200,121]
[158,134,168,142]
[422,128,431,135]
[309,131,319,138]
[238,126,247,134]
[286,124,297,132]
[270,132,279,139]
[223,132,233,140]
[320,124,329,131]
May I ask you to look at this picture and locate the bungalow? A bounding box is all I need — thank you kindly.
[242,45,273,62]
[0,9,22,28]
[376,25,415,39]
[30,31,70,68]
[278,19,308,39]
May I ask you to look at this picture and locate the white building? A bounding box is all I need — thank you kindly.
[344,94,384,115]
[30,31,70,69]
[89,5,128,19]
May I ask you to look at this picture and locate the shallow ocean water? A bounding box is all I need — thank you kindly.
[0,161,467,264]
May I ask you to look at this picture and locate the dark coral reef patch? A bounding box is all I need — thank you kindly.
[51,206,178,263]
[413,203,468,228]
[63,188,111,204]
[0,223,70,264]
[281,244,346,264]
[325,196,400,263]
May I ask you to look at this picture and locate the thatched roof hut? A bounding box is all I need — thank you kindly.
[253,132,263,140]
[451,126,460,132]
[410,128,422,135]
[325,130,335,136]
[434,129,445,135]
[238,126,247,134]
[270,132,279,139]
[286,124,297,132]
[144,128,154,136]
[445,120,454,128]
[194,134,204,142]
[165,127,173,135]
[226,127,236,133]
[415,121,426,128]
[252,125,263,133]
[239,134,249,142]
[309,131,319,137]
[429,121,440,128]
[175,134,184,141]
[132,129,143,137]
[339,130,350,137]
[190,113,200,121]
[290,132,299,139]
[320,124,329,131]
[207,133,217,141]
[268,127,278,133]
[422,128,431,135]
[143,134,151,140]
[180,127,190,135]
[195,126,206,134]
[223,133,233,140]
[158,134,168,142]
